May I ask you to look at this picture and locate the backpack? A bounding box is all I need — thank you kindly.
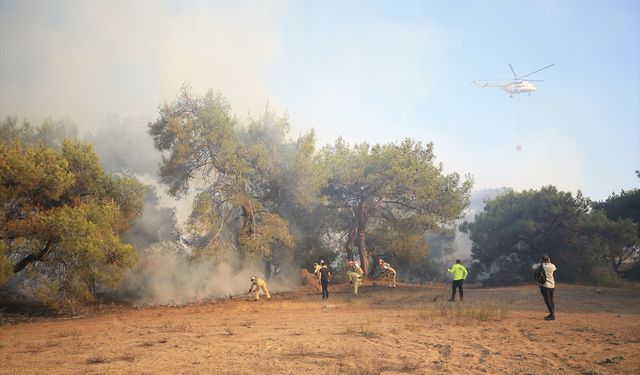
[534,264,547,284]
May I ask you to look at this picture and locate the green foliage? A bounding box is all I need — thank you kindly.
[0,243,11,283]
[319,137,473,273]
[148,88,317,263]
[592,188,640,278]
[464,186,640,285]
[593,188,640,229]
[1,116,78,149]
[0,139,146,309]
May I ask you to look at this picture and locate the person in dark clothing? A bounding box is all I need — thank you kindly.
[318,260,331,300]
[533,255,557,320]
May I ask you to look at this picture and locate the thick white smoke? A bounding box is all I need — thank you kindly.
[123,252,302,306]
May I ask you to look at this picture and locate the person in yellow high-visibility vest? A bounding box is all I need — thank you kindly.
[447,259,468,302]
[249,276,271,301]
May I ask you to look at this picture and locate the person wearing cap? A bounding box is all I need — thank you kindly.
[378,258,397,288]
[347,260,362,295]
[318,260,331,300]
[447,259,468,302]
[249,276,271,301]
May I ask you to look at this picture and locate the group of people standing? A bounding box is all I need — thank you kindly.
[311,257,397,299]
[250,254,557,321]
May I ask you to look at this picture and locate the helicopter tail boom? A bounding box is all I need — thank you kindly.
[473,80,505,88]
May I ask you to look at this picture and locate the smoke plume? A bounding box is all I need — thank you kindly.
[122,252,301,306]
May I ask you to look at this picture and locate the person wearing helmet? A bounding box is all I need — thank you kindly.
[249,276,271,301]
[312,262,322,282]
[378,258,397,288]
[347,260,362,295]
[349,259,364,277]
[318,260,331,300]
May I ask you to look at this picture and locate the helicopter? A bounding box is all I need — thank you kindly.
[473,64,554,97]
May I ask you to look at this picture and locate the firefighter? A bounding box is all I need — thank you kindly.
[312,262,321,282]
[378,258,397,288]
[347,260,362,295]
[349,260,364,277]
[249,276,271,301]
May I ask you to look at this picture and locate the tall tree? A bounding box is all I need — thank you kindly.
[0,140,147,309]
[462,186,639,285]
[592,188,640,271]
[320,138,472,274]
[1,116,78,149]
[148,88,319,272]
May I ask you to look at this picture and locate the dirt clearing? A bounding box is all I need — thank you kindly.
[1,283,639,374]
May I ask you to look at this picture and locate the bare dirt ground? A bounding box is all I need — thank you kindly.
[1,282,639,375]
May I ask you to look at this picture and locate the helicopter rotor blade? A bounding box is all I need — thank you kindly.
[519,64,554,79]
[509,64,518,79]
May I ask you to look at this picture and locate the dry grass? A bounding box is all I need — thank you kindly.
[118,352,136,363]
[23,343,44,353]
[2,283,639,374]
[45,340,60,348]
[415,301,507,325]
[56,329,80,338]
[160,321,191,332]
[344,318,383,339]
[86,355,110,364]
[239,320,254,328]
[291,343,310,356]
[598,355,625,365]
[399,356,421,371]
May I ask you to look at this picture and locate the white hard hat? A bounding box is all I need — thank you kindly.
[250,276,256,281]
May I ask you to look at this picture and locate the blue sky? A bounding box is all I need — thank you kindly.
[1,0,638,201]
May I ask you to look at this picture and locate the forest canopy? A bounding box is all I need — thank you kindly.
[2,87,639,311]
[462,186,640,286]
[0,128,148,309]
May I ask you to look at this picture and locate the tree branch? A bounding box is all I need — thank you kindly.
[13,240,53,273]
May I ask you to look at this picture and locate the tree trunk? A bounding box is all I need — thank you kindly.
[241,203,255,235]
[345,208,356,261]
[13,241,53,273]
[356,199,370,274]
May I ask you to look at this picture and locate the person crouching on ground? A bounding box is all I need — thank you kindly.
[378,258,397,288]
[249,276,271,301]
